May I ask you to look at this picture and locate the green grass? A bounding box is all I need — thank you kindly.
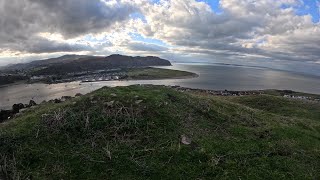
[228,94,320,120]
[0,85,319,179]
[126,67,197,80]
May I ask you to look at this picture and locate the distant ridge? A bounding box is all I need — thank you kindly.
[2,55,90,71]
[1,54,172,75]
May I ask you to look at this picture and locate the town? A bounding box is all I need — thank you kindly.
[30,69,126,84]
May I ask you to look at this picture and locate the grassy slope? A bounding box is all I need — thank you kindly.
[0,85,319,179]
[126,67,197,80]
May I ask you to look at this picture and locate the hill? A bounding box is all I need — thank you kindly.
[1,54,172,75]
[0,55,173,85]
[0,85,319,179]
[1,55,90,72]
[32,55,171,75]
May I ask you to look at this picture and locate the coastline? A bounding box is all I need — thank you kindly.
[1,64,320,112]
[1,74,320,111]
[0,73,199,87]
[0,67,197,86]
[2,84,319,122]
[117,73,199,81]
[0,74,198,110]
[0,80,26,88]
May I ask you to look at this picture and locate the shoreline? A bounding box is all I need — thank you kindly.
[2,84,319,117]
[0,67,198,87]
[0,80,27,88]
[1,80,319,110]
[79,74,199,83]
[0,73,199,87]
[109,73,199,82]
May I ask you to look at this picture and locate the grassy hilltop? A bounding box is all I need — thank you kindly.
[0,85,319,179]
[125,67,197,80]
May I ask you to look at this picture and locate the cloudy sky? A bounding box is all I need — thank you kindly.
[1,0,320,75]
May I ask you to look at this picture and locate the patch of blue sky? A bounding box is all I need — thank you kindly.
[130,12,147,22]
[201,0,319,22]
[83,34,102,42]
[151,0,319,22]
[82,34,112,46]
[198,0,223,14]
[130,33,169,47]
[297,0,319,23]
[150,0,222,14]
[150,0,162,4]
[281,0,319,23]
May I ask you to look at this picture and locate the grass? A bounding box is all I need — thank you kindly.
[227,94,320,120]
[125,67,197,80]
[0,85,319,179]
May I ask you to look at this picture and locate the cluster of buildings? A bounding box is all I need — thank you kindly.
[72,70,125,82]
[30,70,126,83]
[81,75,121,82]
[283,94,320,102]
[170,86,262,96]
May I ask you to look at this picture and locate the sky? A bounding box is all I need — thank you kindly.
[1,0,320,75]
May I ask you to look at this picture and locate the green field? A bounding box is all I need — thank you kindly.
[125,67,197,80]
[1,85,319,179]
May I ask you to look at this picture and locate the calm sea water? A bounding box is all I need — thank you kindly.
[1,63,320,110]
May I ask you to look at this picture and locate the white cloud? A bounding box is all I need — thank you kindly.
[131,0,320,63]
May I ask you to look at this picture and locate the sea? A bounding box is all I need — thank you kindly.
[1,63,320,110]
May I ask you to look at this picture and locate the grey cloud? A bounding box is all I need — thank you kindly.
[29,0,138,37]
[0,0,138,53]
[25,38,92,53]
[1,34,92,54]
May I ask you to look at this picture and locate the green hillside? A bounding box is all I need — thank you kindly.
[1,85,319,179]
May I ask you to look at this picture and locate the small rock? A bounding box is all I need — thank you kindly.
[110,93,117,97]
[135,100,143,104]
[181,135,192,145]
[0,110,13,123]
[19,108,27,113]
[167,94,177,102]
[29,100,37,107]
[12,103,25,113]
[48,100,54,103]
[61,96,72,101]
[75,93,83,97]
[105,101,114,107]
[54,99,61,104]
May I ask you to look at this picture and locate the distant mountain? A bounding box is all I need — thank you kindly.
[2,55,91,72]
[1,54,172,75]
